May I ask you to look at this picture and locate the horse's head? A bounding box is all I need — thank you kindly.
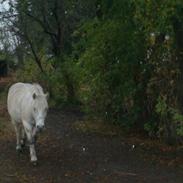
[32,92,49,132]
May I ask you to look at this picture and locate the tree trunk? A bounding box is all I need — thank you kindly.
[63,72,75,103]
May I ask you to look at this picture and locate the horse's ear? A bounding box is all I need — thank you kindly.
[33,93,37,100]
[45,92,49,99]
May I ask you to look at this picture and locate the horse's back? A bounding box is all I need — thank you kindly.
[8,82,26,106]
[7,83,33,122]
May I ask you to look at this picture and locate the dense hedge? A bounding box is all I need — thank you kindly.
[15,0,183,143]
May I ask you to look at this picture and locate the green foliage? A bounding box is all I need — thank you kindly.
[172,110,183,136]
[154,96,183,139]
[16,57,57,106]
[3,0,183,143]
[15,55,79,107]
[155,96,169,118]
[73,1,146,128]
[72,0,183,142]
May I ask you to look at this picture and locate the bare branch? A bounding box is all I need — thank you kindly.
[24,11,57,38]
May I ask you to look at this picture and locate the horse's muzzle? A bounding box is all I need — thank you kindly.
[36,125,45,133]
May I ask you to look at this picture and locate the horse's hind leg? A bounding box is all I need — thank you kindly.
[12,120,22,152]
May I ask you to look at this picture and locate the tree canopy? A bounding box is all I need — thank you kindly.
[1,0,183,144]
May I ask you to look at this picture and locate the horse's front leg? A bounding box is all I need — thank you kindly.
[32,126,38,143]
[20,126,26,148]
[23,121,37,164]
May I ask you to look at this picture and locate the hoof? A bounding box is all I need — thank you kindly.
[21,138,26,148]
[16,146,23,153]
[21,143,25,148]
[31,160,38,166]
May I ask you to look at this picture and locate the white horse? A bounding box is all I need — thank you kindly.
[7,82,48,164]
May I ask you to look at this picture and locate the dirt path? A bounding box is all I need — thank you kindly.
[0,109,183,183]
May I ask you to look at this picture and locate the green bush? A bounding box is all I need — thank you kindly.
[13,0,183,143]
[73,2,146,128]
[71,0,183,143]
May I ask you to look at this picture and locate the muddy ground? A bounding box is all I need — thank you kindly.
[0,108,183,183]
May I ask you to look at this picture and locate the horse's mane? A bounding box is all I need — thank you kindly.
[32,83,44,95]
